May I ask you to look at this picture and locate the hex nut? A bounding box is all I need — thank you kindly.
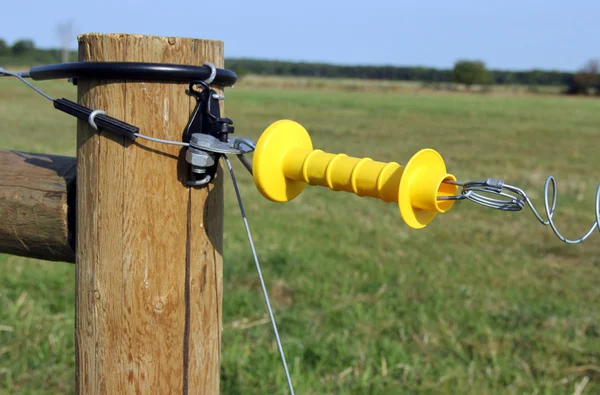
[186,148,215,167]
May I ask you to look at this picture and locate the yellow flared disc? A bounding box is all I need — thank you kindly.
[398,149,455,229]
[253,120,313,202]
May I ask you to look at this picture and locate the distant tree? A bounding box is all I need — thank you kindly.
[0,38,8,55]
[452,60,492,89]
[11,39,35,56]
[504,72,515,84]
[566,59,599,95]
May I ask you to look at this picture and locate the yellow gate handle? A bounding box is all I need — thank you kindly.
[252,120,458,229]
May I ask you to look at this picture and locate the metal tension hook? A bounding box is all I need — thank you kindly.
[186,134,256,185]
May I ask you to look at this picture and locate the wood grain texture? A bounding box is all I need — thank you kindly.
[0,150,75,262]
[76,34,223,394]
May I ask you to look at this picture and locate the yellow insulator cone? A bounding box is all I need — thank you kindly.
[253,120,458,229]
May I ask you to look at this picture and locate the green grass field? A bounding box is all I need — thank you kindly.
[239,74,566,96]
[1,77,599,394]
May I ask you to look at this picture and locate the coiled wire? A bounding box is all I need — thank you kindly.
[442,177,600,244]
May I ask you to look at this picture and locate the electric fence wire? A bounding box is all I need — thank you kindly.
[132,135,189,147]
[507,177,600,244]
[0,67,54,101]
[0,67,189,147]
[224,156,296,395]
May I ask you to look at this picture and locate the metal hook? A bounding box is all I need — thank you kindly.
[188,80,208,98]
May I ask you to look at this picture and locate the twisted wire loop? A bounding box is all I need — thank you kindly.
[230,137,256,153]
[229,137,256,175]
[440,179,524,211]
[441,177,600,244]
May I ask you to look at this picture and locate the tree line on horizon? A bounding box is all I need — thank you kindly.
[226,59,599,95]
[1,38,598,95]
[0,39,77,65]
[226,58,572,87]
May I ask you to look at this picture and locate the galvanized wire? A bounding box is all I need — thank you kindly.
[0,67,54,101]
[224,156,296,395]
[442,177,600,244]
[1,69,191,147]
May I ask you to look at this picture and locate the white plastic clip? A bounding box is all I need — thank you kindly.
[203,62,217,85]
[88,110,106,130]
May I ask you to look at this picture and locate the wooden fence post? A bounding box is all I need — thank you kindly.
[76,34,223,394]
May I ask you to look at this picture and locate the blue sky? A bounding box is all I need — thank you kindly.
[1,0,598,71]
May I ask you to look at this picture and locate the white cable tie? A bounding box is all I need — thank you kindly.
[88,110,106,130]
[203,62,217,85]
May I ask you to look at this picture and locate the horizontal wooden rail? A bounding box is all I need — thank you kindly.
[0,149,76,263]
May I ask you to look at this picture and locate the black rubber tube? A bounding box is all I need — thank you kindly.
[29,62,237,86]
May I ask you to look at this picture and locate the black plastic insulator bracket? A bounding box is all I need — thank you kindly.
[183,86,234,143]
[184,82,235,186]
[54,98,139,140]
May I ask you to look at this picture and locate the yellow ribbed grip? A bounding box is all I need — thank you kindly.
[253,120,458,228]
